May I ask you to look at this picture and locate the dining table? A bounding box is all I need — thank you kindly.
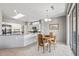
[42,35,54,52]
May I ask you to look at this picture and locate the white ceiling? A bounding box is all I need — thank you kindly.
[0,3,66,22]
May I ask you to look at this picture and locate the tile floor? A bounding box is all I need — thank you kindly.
[0,42,74,56]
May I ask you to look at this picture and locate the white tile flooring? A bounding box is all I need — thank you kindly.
[0,42,74,56]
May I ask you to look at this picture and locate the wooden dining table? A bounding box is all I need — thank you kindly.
[42,35,54,52]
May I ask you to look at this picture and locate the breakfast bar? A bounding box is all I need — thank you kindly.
[0,33,37,49]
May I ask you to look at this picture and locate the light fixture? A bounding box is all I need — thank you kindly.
[51,6,54,10]
[44,10,52,22]
[44,18,48,22]
[13,10,18,14]
[48,18,52,21]
[44,18,51,22]
[12,10,25,19]
[12,13,25,19]
[14,10,17,13]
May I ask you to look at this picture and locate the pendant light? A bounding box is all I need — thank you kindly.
[44,10,51,22]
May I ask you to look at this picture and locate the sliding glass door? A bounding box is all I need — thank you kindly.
[69,3,79,56]
[69,4,77,56]
[77,3,79,56]
[72,5,77,55]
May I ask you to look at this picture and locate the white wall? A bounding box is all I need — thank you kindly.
[41,16,66,43]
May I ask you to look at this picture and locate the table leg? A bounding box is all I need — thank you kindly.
[49,43,51,52]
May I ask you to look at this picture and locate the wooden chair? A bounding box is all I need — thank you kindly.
[37,34,48,53]
[49,32,56,49]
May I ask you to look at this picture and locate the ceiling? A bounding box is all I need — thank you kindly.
[0,3,67,22]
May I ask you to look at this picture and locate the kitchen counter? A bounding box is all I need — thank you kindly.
[0,33,37,49]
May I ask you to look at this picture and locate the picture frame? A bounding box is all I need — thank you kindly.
[49,24,59,30]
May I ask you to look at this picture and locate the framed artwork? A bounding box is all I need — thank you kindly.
[49,24,59,30]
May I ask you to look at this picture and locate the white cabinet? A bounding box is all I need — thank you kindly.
[0,35,24,48]
[0,33,37,49]
[24,33,37,46]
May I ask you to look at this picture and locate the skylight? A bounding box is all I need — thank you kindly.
[12,13,25,19]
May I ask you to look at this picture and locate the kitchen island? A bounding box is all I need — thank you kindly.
[0,33,37,49]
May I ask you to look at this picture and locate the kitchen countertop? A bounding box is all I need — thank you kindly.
[0,33,38,36]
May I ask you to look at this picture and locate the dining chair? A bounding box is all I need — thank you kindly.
[49,32,56,49]
[37,34,49,53]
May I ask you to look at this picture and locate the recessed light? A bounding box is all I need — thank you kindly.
[14,10,17,13]
[44,18,51,22]
[44,18,48,22]
[14,10,18,14]
[48,19,52,21]
[51,6,54,10]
